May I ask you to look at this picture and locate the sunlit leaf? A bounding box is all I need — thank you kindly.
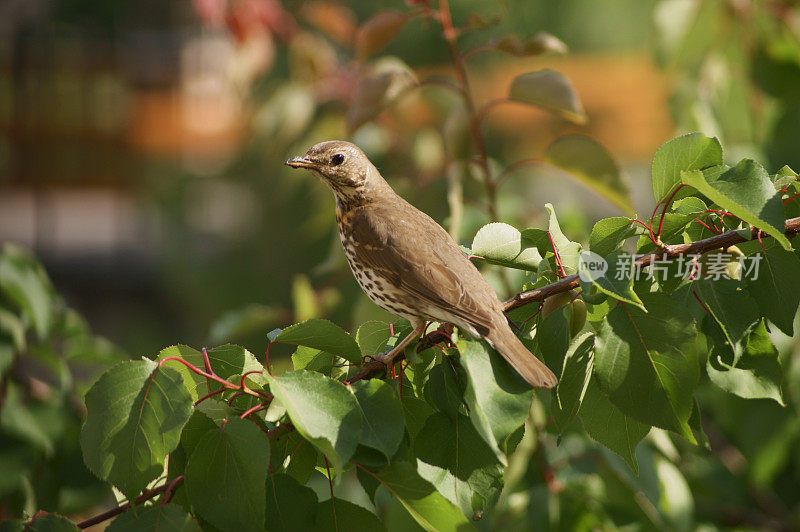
[681,160,789,248]
[267,370,361,474]
[276,319,361,363]
[651,133,722,202]
[80,359,193,499]
[471,222,542,271]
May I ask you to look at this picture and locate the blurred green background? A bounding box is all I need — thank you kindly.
[2,0,800,527]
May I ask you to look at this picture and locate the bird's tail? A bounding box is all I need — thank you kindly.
[485,324,557,389]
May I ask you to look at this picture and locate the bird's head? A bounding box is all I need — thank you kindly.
[285,141,375,199]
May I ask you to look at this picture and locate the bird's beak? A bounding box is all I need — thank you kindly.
[285,155,318,169]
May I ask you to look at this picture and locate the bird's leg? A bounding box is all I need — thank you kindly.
[373,320,427,371]
[347,321,427,383]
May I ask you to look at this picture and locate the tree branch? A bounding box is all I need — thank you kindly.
[76,475,185,529]
[503,216,800,312]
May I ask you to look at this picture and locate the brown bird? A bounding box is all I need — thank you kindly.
[286,141,557,388]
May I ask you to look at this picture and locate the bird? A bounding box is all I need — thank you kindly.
[285,140,557,388]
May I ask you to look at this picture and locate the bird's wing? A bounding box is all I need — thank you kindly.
[348,203,497,335]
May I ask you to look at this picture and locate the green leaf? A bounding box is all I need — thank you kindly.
[706,320,784,405]
[553,333,595,431]
[80,359,194,499]
[156,344,267,402]
[415,412,503,518]
[314,498,385,531]
[471,223,542,271]
[265,473,318,532]
[356,321,392,357]
[401,395,434,440]
[580,252,645,310]
[541,203,583,275]
[743,240,800,336]
[347,57,417,134]
[107,504,201,532]
[186,418,268,532]
[695,279,760,359]
[579,380,649,474]
[544,136,633,215]
[271,431,318,485]
[508,69,586,124]
[276,319,361,363]
[535,307,570,371]
[21,513,79,532]
[180,411,217,455]
[267,370,361,474]
[459,342,533,463]
[0,244,55,340]
[350,380,405,460]
[589,217,636,257]
[423,358,464,417]
[376,462,472,532]
[681,160,790,248]
[594,293,698,441]
[651,133,722,202]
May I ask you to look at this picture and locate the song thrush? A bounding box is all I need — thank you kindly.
[286,141,557,388]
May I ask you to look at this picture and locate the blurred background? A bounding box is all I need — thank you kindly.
[2,0,800,527]
[3,0,799,356]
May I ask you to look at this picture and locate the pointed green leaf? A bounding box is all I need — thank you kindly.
[265,473,318,532]
[460,342,533,463]
[651,133,722,202]
[423,357,464,417]
[553,333,595,431]
[356,321,392,357]
[544,136,632,214]
[681,160,790,248]
[414,413,503,518]
[376,462,472,532]
[156,344,267,402]
[350,380,404,460]
[743,240,800,336]
[695,278,760,360]
[706,320,784,405]
[508,69,586,124]
[579,380,649,474]
[267,370,361,474]
[276,319,361,363]
[186,418,268,532]
[107,504,201,532]
[589,217,636,257]
[471,223,542,271]
[594,293,698,441]
[80,359,194,499]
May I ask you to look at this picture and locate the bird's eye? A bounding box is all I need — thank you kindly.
[331,154,345,166]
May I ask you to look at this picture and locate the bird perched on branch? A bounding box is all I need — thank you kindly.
[286,141,556,388]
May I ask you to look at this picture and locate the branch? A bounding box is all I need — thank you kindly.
[76,475,185,529]
[503,216,800,312]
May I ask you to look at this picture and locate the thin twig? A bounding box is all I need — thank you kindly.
[76,476,185,529]
[502,216,800,312]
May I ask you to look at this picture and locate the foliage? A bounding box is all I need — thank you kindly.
[4,1,800,531]
[0,243,126,519]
